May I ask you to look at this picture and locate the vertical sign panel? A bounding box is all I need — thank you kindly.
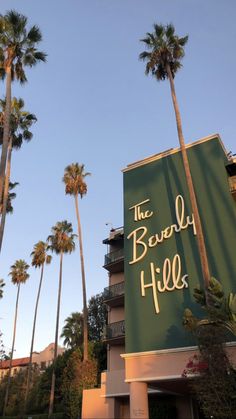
[124,137,236,353]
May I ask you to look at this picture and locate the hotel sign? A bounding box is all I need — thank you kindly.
[124,136,236,353]
[128,194,196,315]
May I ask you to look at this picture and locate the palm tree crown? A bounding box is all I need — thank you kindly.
[139,23,188,80]
[60,312,83,348]
[47,221,76,254]
[0,181,18,214]
[31,241,52,268]
[0,97,37,149]
[0,10,46,82]
[0,278,5,298]
[63,163,91,198]
[9,259,29,284]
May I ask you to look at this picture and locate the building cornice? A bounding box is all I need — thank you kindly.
[122,133,227,172]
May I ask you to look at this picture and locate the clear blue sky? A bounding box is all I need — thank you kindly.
[0,0,235,358]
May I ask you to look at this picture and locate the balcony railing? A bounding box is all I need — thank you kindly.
[104,248,124,267]
[104,281,125,301]
[104,320,125,341]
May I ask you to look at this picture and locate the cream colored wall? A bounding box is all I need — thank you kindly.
[104,369,130,396]
[109,272,124,286]
[110,306,124,323]
[123,347,198,382]
[123,344,236,383]
[32,343,64,367]
[109,345,125,371]
[82,388,110,419]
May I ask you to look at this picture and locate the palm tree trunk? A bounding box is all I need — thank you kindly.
[0,67,11,209]
[24,263,45,409]
[2,283,20,417]
[75,195,88,362]
[166,63,211,290]
[0,136,12,253]
[49,252,63,417]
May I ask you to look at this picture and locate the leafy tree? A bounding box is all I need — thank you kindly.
[27,351,72,415]
[0,10,46,210]
[183,324,236,419]
[183,279,236,418]
[139,24,211,294]
[3,259,29,417]
[61,294,107,379]
[88,293,107,342]
[61,312,83,349]
[63,163,91,361]
[24,241,52,409]
[62,351,97,419]
[0,97,37,252]
[47,221,76,417]
[0,366,40,416]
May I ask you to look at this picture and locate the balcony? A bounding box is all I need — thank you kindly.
[103,320,125,345]
[103,281,125,307]
[103,248,124,273]
[229,175,236,201]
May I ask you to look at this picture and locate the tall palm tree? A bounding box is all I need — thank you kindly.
[63,163,90,361]
[139,23,211,291]
[24,241,52,408]
[47,221,76,417]
[0,278,5,299]
[60,312,83,349]
[0,97,37,252]
[3,259,29,417]
[0,10,46,210]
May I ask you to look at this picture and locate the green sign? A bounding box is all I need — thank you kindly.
[124,136,236,353]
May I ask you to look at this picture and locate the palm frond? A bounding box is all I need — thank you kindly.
[27,25,42,44]
[153,23,164,38]
[166,23,175,38]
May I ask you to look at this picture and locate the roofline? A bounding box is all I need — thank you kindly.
[122,133,227,172]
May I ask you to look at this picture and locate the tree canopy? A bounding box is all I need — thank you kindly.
[139,23,188,80]
[47,221,76,255]
[0,10,46,82]
[9,259,29,285]
[63,163,90,198]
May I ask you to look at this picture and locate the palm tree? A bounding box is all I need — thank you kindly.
[183,277,236,336]
[0,97,37,252]
[139,23,211,291]
[0,278,5,298]
[47,221,76,417]
[3,259,29,417]
[60,312,83,349]
[63,163,90,361]
[0,10,46,211]
[0,181,19,215]
[24,241,52,408]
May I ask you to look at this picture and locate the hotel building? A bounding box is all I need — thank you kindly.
[82,134,236,419]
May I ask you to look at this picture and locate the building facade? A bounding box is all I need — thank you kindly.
[82,134,236,419]
[0,343,65,381]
